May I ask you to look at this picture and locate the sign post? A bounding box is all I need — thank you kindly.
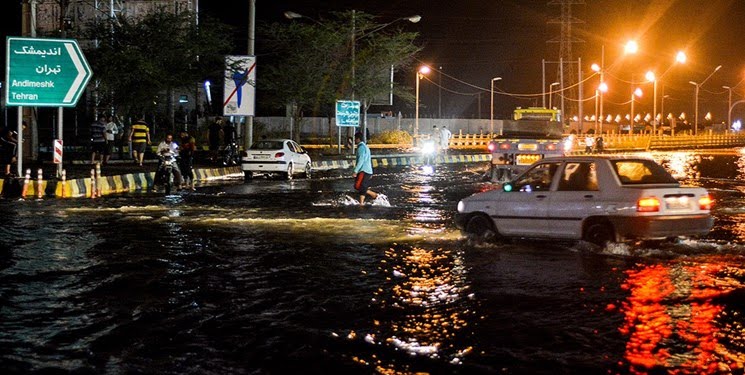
[5,37,92,176]
[335,100,360,154]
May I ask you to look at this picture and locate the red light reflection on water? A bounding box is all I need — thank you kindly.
[619,261,745,374]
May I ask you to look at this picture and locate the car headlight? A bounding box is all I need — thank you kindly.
[457,200,465,213]
[421,141,435,155]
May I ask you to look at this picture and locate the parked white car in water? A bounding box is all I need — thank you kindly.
[241,139,312,180]
[456,155,714,245]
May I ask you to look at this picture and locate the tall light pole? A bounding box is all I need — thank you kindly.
[415,65,431,146]
[661,94,670,134]
[723,85,733,127]
[646,71,657,134]
[591,45,605,134]
[548,81,560,109]
[490,77,502,135]
[246,0,255,150]
[689,65,721,135]
[630,88,642,134]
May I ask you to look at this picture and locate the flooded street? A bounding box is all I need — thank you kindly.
[2,150,745,374]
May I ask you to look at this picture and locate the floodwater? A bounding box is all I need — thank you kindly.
[2,150,745,374]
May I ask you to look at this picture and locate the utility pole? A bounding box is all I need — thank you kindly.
[245,0,255,150]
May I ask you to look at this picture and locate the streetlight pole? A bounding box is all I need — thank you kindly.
[490,77,502,136]
[246,0,255,150]
[630,88,642,135]
[661,94,670,134]
[690,64,722,135]
[646,71,657,134]
[724,85,733,128]
[548,81,560,109]
[415,65,431,147]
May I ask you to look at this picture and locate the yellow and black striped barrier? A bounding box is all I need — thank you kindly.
[1,153,493,199]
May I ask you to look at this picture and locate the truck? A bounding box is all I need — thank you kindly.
[486,107,568,181]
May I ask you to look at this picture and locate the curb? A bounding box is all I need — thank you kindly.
[2,153,492,199]
[1,166,242,199]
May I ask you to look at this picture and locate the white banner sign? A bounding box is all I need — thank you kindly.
[223,55,256,116]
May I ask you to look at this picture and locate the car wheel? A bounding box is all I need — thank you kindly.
[285,163,294,180]
[584,222,615,247]
[466,214,498,242]
[244,171,253,181]
[303,163,312,179]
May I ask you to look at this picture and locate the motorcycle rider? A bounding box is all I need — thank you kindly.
[154,133,183,191]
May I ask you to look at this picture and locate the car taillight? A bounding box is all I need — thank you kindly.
[546,143,557,151]
[274,152,284,158]
[499,142,511,150]
[637,197,660,212]
[698,195,713,210]
[487,142,496,152]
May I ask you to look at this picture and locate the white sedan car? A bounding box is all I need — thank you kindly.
[241,139,312,180]
[456,155,714,245]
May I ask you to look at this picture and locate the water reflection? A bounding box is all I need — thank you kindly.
[354,243,476,373]
[618,259,745,373]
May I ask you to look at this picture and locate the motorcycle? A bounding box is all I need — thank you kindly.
[222,141,240,166]
[420,139,437,174]
[156,153,178,194]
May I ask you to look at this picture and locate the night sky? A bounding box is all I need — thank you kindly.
[3,0,745,122]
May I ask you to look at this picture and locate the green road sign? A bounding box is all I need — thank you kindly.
[5,37,92,107]
[335,100,360,127]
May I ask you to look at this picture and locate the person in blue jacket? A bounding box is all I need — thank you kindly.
[352,132,379,205]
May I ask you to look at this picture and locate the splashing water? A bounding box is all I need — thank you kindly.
[312,194,391,207]
[371,194,391,207]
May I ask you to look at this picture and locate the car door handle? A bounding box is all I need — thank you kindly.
[584,195,594,199]
[536,195,547,199]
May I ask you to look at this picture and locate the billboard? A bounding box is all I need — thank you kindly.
[223,55,256,116]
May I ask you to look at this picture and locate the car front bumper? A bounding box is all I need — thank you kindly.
[610,214,714,240]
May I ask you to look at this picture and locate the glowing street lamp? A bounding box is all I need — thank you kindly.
[624,40,639,55]
[415,65,431,145]
[490,77,502,135]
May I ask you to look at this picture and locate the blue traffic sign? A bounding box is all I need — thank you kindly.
[335,100,360,127]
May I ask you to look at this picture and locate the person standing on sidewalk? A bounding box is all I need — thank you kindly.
[128,118,151,167]
[103,116,119,165]
[353,131,379,205]
[90,116,107,165]
[209,117,224,163]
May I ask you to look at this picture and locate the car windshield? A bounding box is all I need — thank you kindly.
[250,141,284,150]
[611,159,678,185]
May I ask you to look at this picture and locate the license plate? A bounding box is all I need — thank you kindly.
[665,196,691,210]
[254,154,270,159]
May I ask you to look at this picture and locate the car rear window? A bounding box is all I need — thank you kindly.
[611,159,678,185]
[251,141,284,150]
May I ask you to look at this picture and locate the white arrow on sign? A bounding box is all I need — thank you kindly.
[63,42,87,104]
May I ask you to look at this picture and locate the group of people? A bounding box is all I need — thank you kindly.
[431,125,453,152]
[90,116,122,165]
[153,130,197,191]
[208,117,238,163]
